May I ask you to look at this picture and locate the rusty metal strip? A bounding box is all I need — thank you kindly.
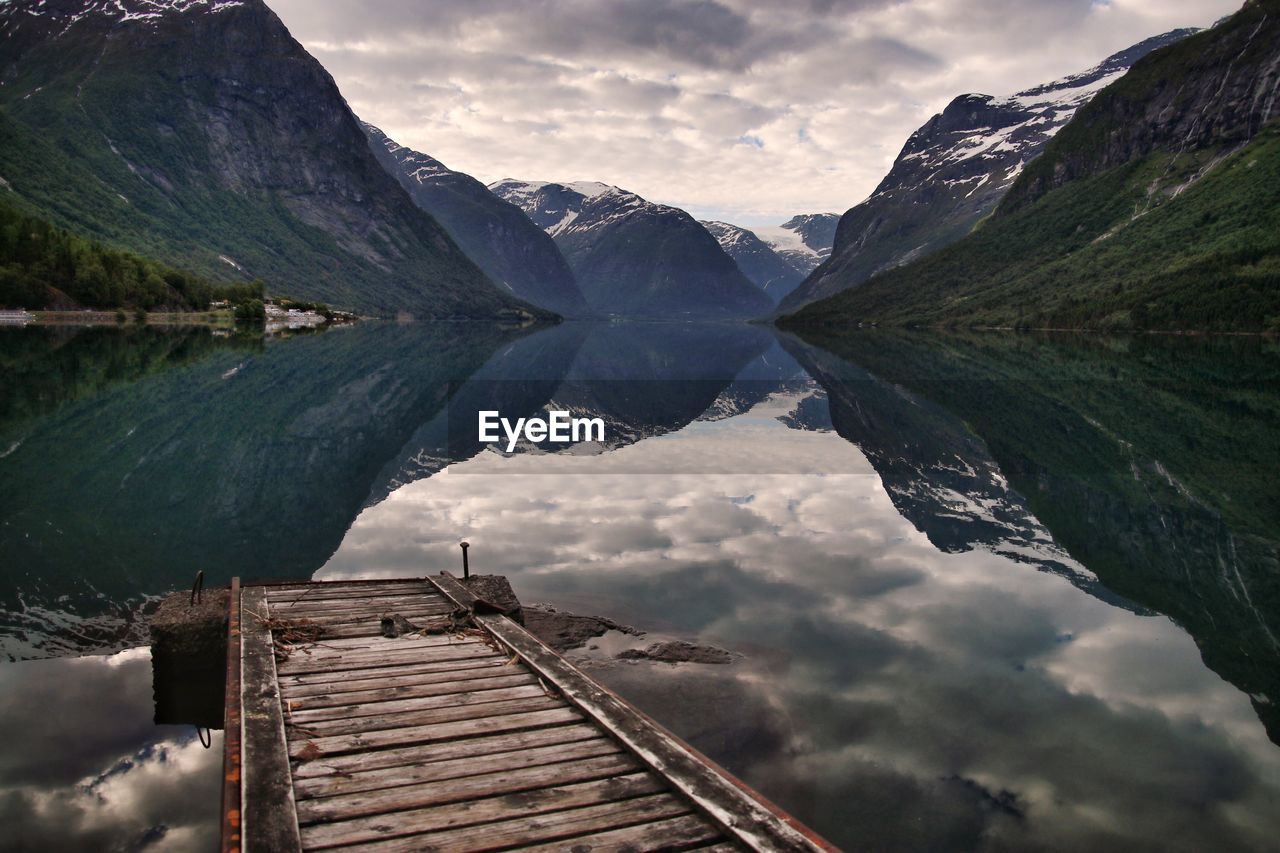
[221,577,242,853]
[426,572,837,852]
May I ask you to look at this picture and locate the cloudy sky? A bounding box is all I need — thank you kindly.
[269,0,1239,226]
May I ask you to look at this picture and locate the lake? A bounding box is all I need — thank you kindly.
[1,322,1278,851]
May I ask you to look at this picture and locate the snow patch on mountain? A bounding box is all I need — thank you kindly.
[778,27,1198,314]
[750,213,839,276]
[5,0,246,29]
[489,178,659,238]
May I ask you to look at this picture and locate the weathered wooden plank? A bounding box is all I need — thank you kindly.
[276,642,497,676]
[279,658,514,696]
[264,590,440,608]
[294,737,623,800]
[264,583,441,597]
[284,672,537,711]
[264,580,432,596]
[240,588,302,853]
[302,617,453,637]
[277,645,495,676]
[264,588,439,606]
[265,607,455,628]
[288,694,565,738]
[514,813,726,853]
[428,573,836,852]
[328,793,693,853]
[295,753,643,825]
[290,722,603,780]
[298,773,667,850]
[276,634,486,663]
[266,597,452,617]
[286,632,473,651]
[695,844,746,852]
[287,707,584,759]
[287,683,550,726]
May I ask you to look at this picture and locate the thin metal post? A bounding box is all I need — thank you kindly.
[460,541,470,579]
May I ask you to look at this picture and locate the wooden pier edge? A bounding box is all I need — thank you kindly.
[239,587,304,852]
[428,572,838,852]
[220,577,241,853]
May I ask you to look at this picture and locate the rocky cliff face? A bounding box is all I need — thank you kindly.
[1000,1,1280,214]
[778,28,1196,314]
[362,123,587,317]
[490,179,772,319]
[700,221,804,303]
[0,0,534,318]
[780,2,1280,332]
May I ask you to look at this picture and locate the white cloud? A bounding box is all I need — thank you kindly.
[267,0,1238,225]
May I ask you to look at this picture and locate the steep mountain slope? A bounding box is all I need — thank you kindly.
[778,29,1196,314]
[362,123,587,317]
[490,179,772,319]
[753,214,840,277]
[701,221,804,303]
[0,193,262,310]
[0,0,536,319]
[783,2,1280,331]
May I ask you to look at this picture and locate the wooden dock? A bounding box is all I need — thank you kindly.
[221,574,835,852]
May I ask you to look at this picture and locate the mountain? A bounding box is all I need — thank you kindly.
[783,3,1280,331]
[0,0,538,319]
[777,29,1196,315]
[362,123,588,317]
[490,179,773,319]
[753,214,840,277]
[700,221,804,303]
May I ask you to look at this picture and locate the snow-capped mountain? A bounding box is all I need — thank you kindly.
[363,123,587,317]
[491,179,772,319]
[777,28,1197,314]
[3,0,246,29]
[753,214,840,276]
[0,0,532,319]
[700,221,803,303]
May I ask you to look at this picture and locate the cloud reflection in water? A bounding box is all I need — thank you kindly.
[0,648,221,852]
[321,386,1280,851]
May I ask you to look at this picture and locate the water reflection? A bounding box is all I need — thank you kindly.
[0,323,527,658]
[2,323,1279,850]
[0,648,221,851]
[784,330,1280,745]
[319,329,1280,851]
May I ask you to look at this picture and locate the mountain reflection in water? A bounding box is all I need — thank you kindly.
[1,322,1278,851]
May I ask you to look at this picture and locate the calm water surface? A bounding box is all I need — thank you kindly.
[0,322,1277,851]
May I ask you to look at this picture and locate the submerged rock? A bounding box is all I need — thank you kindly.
[523,604,642,651]
[616,640,734,665]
